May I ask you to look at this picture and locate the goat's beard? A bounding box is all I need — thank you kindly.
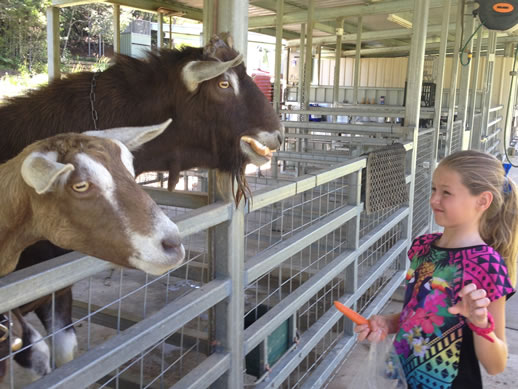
[232,153,252,206]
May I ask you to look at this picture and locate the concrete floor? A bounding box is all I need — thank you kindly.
[326,155,518,389]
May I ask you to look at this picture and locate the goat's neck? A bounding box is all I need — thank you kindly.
[0,159,39,276]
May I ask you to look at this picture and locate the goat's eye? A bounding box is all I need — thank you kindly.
[219,81,230,89]
[72,181,90,193]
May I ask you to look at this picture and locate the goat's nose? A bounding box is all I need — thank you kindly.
[161,237,182,255]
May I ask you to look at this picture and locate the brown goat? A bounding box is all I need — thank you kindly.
[0,120,186,379]
[0,34,284,202]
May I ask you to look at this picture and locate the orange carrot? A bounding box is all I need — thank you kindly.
[334,301,369,326]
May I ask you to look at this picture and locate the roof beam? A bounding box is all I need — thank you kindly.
[51,0,203,21]
[287,23,457,47]
[334,35,518,57]
[249,0,335,34]
[249,0,450,28]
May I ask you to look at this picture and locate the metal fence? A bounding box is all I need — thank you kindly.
[0,106,418,389]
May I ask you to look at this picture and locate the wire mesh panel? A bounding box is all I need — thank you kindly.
[0,204,218,389]
[245,177,350,259]
[412,129,434,237]
[451,120,463,154]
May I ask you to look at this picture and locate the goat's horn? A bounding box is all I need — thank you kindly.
[181,54,243,92]
[21,152,75,195]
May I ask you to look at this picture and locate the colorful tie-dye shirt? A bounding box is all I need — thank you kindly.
[395,233,515,389]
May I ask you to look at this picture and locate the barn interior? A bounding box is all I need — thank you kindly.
[1,1,518,388]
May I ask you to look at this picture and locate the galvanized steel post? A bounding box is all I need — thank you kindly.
[404,0,430,244]
[467,23,483,147]
[210,172,245,389]
[210,1,248,387]
[113,5,120,54]
[333,17,345,111]
[431,0,451,164]
[457,5,476,151]
[479,31,498,151]
[303,0,315,110]
[217,0,248,59]
[445,0,464,157]
[203,0,215,45]
[298,23,306,107]
[46,7,60,81]
[274,0,285,113]
[157,12,163,48]
[503,44,518,152]
[353,17,363,105]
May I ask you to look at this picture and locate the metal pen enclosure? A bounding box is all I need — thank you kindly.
[0,126,416,388]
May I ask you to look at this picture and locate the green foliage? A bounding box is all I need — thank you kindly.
[0,2,149,75]
[0,0,50,73]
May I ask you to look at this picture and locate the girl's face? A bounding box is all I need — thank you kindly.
[430,166,484,229]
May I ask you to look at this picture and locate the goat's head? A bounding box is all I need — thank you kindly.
[20,120,185,275]
[174,34,284,201]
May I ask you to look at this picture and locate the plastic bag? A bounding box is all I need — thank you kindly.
[350,337,407,389]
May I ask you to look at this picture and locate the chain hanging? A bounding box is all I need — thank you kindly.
[90,72,99,130]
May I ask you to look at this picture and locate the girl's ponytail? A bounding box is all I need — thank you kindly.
[480,178,518,286]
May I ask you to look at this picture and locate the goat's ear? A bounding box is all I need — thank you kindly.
[83,118,172,151]
[21,152,75,195]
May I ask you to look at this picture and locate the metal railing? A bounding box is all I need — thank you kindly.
[0,137,414,388]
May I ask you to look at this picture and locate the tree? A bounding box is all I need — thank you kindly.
[0,0,50,72]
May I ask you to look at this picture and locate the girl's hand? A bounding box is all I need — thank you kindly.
[354,315,389,342]
[448,283,491,328]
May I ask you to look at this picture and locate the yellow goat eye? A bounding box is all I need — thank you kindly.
[72,181,90,193]
[219,81,230,89]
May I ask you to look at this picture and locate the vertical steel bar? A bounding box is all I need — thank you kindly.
[274,0,285,113]
[297,23,306,176]
[457,6,475,150]
[203,0,215,45]
[333,18,345,112]
[211,180,245,389]
[405,0,430,246]
[467,22,483,147]
[285,46,291,91]
[298,23,306,107]
[113,5,120,54]
[504,44,518,151]
[479,31,498,150]
[432,0,452,167]
[303,0,315,110]
[353,17,363,105]
[46,7,60,81]
[317,45,322,86]
[157,11,163,49]
[445,0,464,157]
[217,0,248,58]
[211,2,247,386]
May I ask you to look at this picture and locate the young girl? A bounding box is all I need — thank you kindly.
[355,150,517,389]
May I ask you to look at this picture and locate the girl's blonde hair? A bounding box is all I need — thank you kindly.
[439,150,518,286]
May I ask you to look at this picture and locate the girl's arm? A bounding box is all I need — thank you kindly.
[473,297,508,375]
[448,284,509,375]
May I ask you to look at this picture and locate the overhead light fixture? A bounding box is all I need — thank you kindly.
[387,14,413,29]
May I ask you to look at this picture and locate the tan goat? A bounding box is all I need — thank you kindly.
[0,120,185,380]
[0,119,185,277]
